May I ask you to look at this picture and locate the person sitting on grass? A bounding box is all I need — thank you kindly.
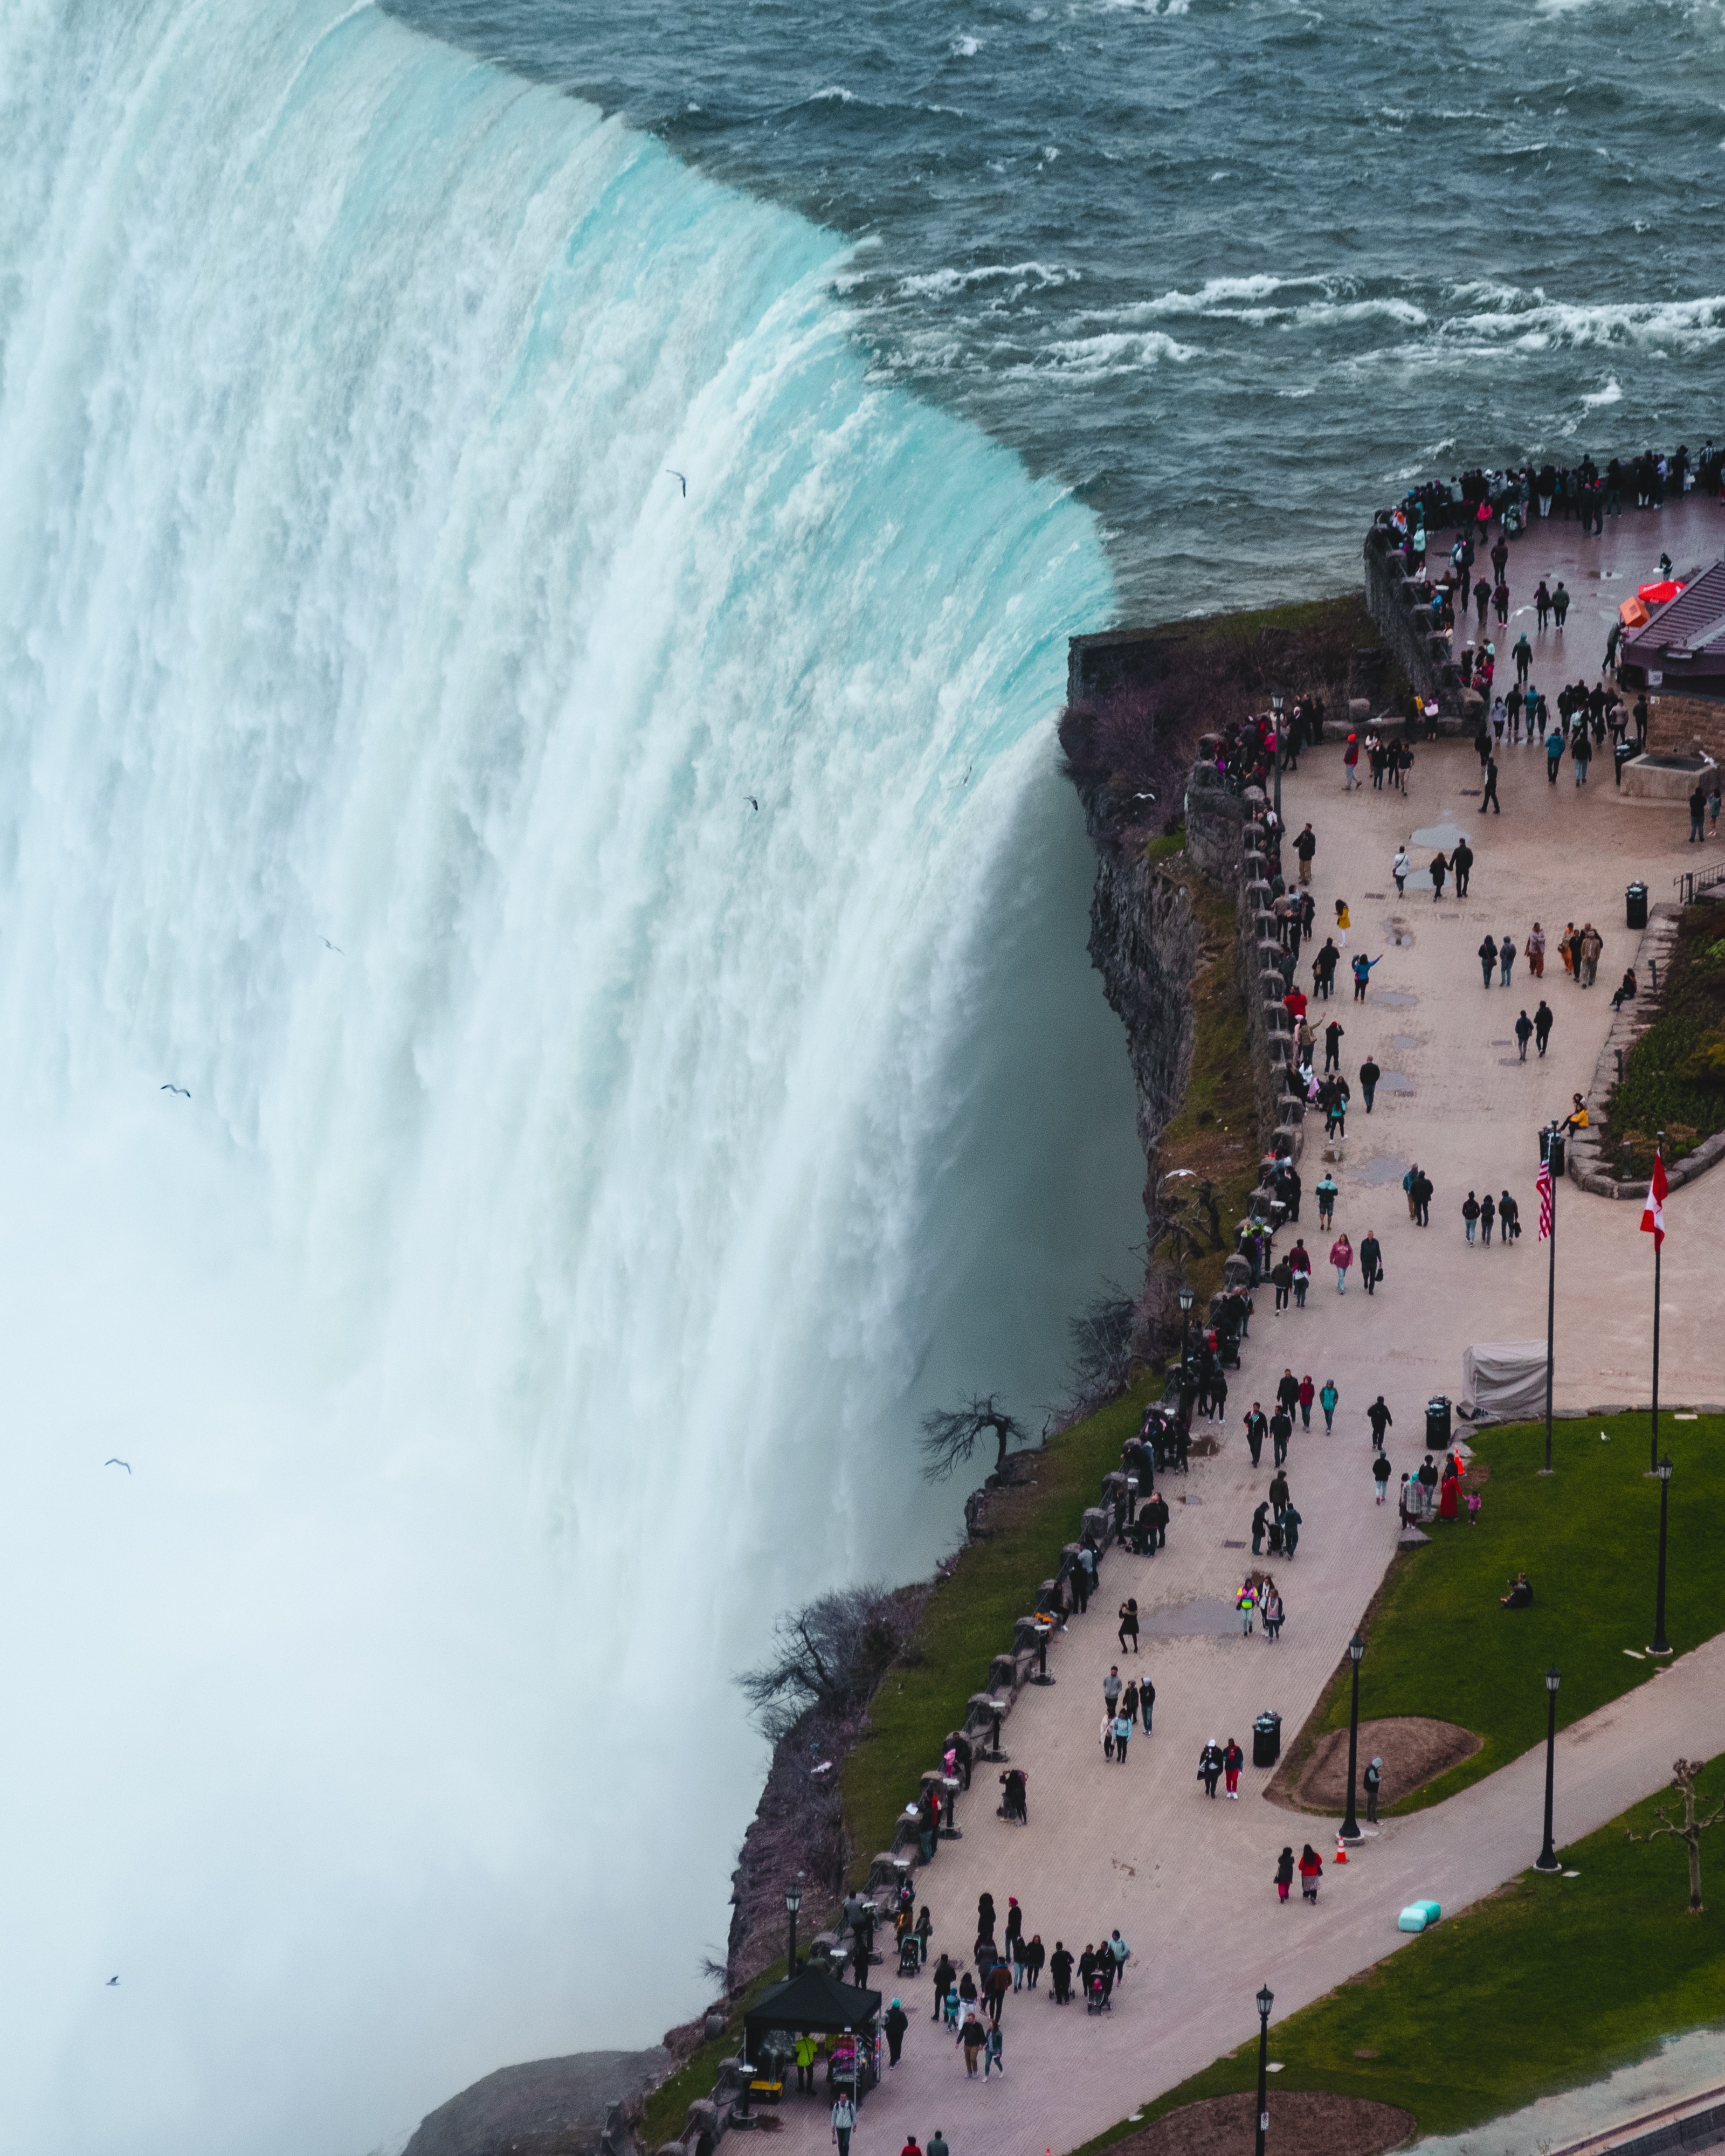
[1500,1571,1533,1609]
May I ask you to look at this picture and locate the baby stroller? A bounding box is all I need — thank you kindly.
[1086,1971,1112,2014]
[898,1932,921,1978]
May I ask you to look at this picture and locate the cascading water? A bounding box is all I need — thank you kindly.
[0,3,1141,2151]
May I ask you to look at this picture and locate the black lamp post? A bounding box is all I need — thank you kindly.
[1540,1120,1564,1475]
[1341,1633,1366,1840]
[785,1882,802,1971]
[1178,1281,1195,1370]
[941,1773,962,1839]
[1270,692,1285,823]
[1649,1454,1673,1657]
[1031,1617,1054,1686]
[1254,1984,1274,2156]
[1535,1667,1562,1871]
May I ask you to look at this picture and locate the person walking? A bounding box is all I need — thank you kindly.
[1514,1007,1533,1059]
[961,2017,983,2078]
[1500,1190,1521,1241]
[1295,823,1317,883]
[1270,1406,1292,1467]
[1403,1162,1419,1220]
[1048,1943,1073,2003]
[1499,934,1515,986]
[983,2024,1004,2078]
[1351,951,1380,1001]
[1452,838,1474,895]
[1261,1584,1285,1640]
[1335,898,1351,948]
[1359,1054,1379,1112]
[1430,851,1448,901]
[1513,630,1532,683]
[796,2033,820,2092]
[833,2093,858,2151]
[1481,754,1501,812]
[1103,1664,1122,1718]
[1251,1498,1269,1556]
[1330,1232,1353,1293]
[1236,1579,1258,1637]
[1198,1740,1224,1798]
[1478,932,1498,987]
[1372,1450,1391,1504]
[1319,1378,1338,1432]
[1117,1599,1140,1655]
[1274,1846,1295,1904]
[1691,783,1708,844]
[1298,1844,1323,1903]
[885,1998,909,2065]
[1579,923,1603,988]
[1324,1019,1344,1072]
[1462,1190,1481,1243]
[1023,1933,1044,1989]
[1297,1373,1315,1429]
[1359,1228,1382,1294]
[1552,578,1570,627]
[1392,846,1410,896]
[1343,735,1360,790]
[1572,727,1592,786]
[1244,1405,1267,1468]
[1526,921,1545,976]
[1367,1395,1392,1449]
[1316,1173,1338,1228]
[1140,1672,1155,1733]
[1480,1191,1496,1246]
[931,1952,956,2021]
[1223,1736,1245,1798]
[1534,1000,1554,1056]
[1289,1239,1310,1306]
[1111,1710,1132,1765]
[1270,1254,1293,1313]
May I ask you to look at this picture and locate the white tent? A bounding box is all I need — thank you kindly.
[1462,1342,1548,1422]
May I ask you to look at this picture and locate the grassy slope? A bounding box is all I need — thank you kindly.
[1606,904,1725,1166]
[1074,1756,1725,2151]
[840,1381,1153,1880]
[1292,1412,1725,1813]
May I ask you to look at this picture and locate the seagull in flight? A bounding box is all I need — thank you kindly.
[160,1084,190,1098]
[666,469,687,496]
[746,797,760,812]
[105,1459,132,1474]
[320,937,343,955]
[107,1976,119,1986]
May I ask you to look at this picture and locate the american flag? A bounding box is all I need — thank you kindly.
[1536,1157,1553,1241]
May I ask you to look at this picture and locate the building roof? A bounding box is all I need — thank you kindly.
[1623,558,1725,689]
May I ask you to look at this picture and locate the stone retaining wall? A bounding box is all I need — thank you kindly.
[1362,522,1464,716]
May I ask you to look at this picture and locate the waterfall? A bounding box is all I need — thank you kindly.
[0,2,1136,2149]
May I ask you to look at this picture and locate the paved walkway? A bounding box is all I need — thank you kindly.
[755,585,1725,2155]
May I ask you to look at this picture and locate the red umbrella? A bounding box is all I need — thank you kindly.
[1637,578,1685,606]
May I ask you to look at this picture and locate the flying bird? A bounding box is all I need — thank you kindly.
[666,469,687,496]
[160,1084,190,1098]
[746,797,760,812]
[105,1459,132,1474]
[107,1976,119,1986]
[320,938,343,955]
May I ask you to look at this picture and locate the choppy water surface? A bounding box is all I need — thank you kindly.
[395,0,1725,618]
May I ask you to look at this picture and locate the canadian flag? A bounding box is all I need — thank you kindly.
[1641,1149,1668,1252]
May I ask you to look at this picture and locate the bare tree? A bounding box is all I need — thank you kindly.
[919,1394,1026,1484]
[1626,1758,1725,1913]
[1062,1284,1138,1421]
[735,1586,914,1740]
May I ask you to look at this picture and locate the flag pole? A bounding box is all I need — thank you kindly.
[1650,1130,1663,1475]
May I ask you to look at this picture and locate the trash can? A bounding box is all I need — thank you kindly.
[1426,1395,1452,1448]
[1252,1711,1281,1768]
[1627,881,1648,930]
[1614,741,1636,787]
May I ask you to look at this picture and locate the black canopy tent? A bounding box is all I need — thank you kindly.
[741,1965,881,2068]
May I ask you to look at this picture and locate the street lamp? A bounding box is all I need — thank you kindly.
[1649,1454,1673,1657]
[1178,1282,1195,1370]
[1539,1120,1565,1474]
[1535,1668,1562,1872]
[1255,1984,1274,2156]
[1340,1633,1366,1840]
[785,1882,803,1971]
[1270,691,1285,821]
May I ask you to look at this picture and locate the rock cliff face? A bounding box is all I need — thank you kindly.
[1082,820,1202,1198]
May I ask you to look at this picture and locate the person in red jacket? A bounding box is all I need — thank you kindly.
[1299,1844,1323,1902]
[1296,1374,1315,1430]
[1343,734,1360,790]
[1223,1737,1245,1798]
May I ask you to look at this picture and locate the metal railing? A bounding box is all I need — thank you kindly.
[1674,864,1725,904]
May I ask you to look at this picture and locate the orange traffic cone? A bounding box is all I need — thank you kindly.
[1334,1835,1349,1863]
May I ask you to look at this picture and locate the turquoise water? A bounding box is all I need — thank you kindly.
[397,0,1725,619]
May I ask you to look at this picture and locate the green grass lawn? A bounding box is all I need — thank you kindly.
[1293,1412,1725,1813]
[840,1382,1153,1881]
[1074,1756,1725,2152]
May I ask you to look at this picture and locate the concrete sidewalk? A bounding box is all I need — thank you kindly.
[758,701,1725,2156]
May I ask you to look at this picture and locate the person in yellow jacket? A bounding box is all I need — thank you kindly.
[794,2033,819,2093]
[1236,1578,1259,1637]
